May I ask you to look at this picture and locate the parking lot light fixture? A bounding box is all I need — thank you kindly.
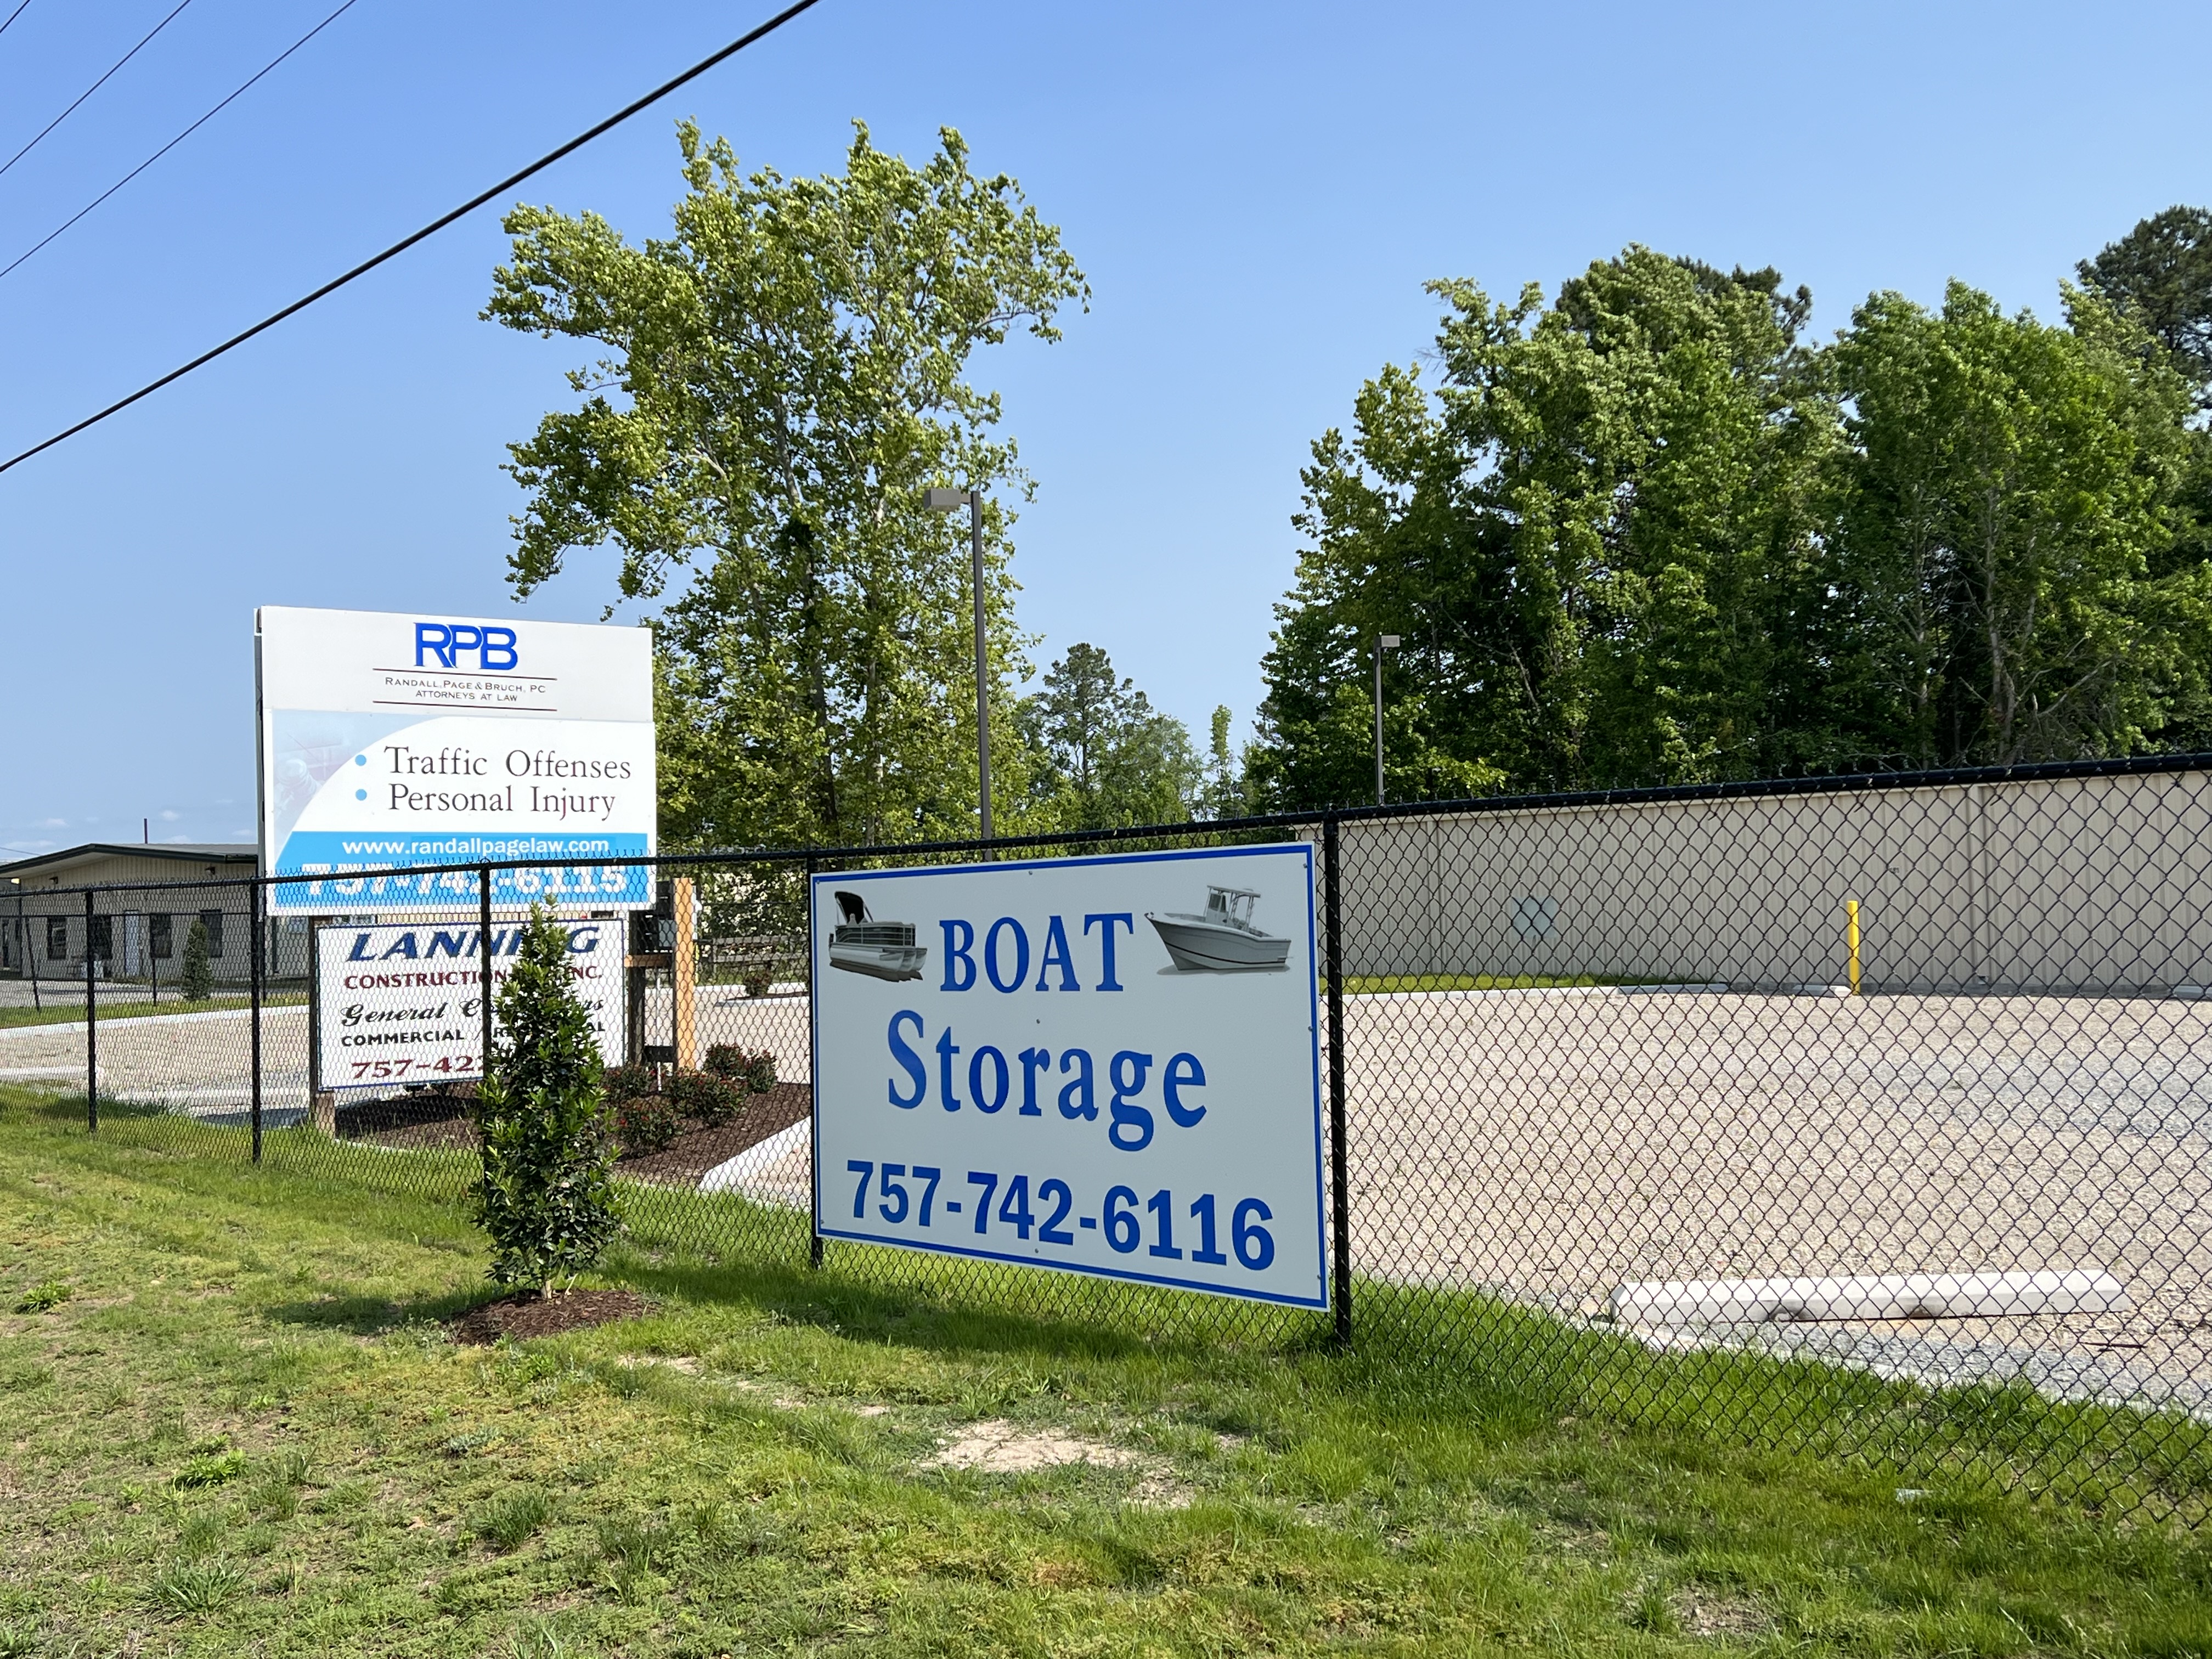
[1374,634,1401,806]
[925,486,992,855]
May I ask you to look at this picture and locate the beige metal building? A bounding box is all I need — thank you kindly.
[1,843,259,984]
[1326,766,2212,994]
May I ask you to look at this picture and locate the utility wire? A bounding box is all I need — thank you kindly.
[0,0,362,283]
[0,0,822,479]
[0,0,196,181]
[0,2,34,45]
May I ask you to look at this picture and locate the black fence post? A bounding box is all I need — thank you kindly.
[1323,814,1351,1346]
[83,888,97,1133]
[249,882,264,1165]
[807,853,824,1273]
[478,866,494,1079]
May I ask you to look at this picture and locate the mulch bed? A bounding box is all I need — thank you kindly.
[339,1081,812,1187]
[335,1091,479,1150]
[448,1287,650,1345]
[617,1082,811,1186]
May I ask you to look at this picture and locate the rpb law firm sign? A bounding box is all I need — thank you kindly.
[313,919,624,1091]
[810,845,1327,1308]
[257,606,656,912]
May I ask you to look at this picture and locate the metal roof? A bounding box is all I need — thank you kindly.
[0,843,258,882]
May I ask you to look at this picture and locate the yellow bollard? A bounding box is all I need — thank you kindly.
[1844,899,1861,996]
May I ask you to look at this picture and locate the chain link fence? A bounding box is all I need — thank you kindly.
[9,755,2212,1516]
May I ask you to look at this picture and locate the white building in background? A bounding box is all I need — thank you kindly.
[1,842,259,983]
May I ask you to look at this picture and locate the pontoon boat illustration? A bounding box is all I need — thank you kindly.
[827,890,927,981]
[1146,886,1291,972]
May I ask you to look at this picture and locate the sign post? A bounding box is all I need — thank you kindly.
[810,844,1327,1309]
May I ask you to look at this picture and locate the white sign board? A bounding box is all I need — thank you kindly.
[313,918,624,1091]
[257,605,656,912]
[810,845,1326,1308]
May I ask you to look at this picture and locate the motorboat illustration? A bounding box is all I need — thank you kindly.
[828,891,927,981]
[1146,886,1291,973]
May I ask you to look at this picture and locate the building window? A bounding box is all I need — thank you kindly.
[150,914,173,960]
[87,915,112,962]
[199,910,225,958]
[45,917,66,959]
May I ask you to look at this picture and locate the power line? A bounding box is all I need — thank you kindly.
[0,0,362,284]
[0,2,34,46]
[0,0,196,182]
[0,0,823,479]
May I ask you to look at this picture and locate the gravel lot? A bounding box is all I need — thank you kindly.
[1340,986,2212,1403]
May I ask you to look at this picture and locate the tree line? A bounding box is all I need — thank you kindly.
[488,125,2212,837]
[1249,215,2212,805]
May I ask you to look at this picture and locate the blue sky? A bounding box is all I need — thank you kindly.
[2,0,2207,854]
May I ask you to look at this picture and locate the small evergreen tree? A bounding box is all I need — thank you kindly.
[180,919,214,1002]
[469,905,620,1297]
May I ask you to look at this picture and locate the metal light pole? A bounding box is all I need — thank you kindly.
[1373,634,1400,807]
[925,485,992,856]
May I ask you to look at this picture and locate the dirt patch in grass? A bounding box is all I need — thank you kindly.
[448,1288,650,1345]
[342,1083,811,1185]
[1669,1584,1772,1639]
[924,1420,1138,1474]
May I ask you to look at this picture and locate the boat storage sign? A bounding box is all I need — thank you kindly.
[810,844,1326,1308]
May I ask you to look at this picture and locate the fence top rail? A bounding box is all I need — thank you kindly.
[9,749,2212,904]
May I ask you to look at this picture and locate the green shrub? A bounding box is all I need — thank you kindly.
[703,1044,776,1092]
[13,1279,69,1313]
[614,1091,681,1154]
[669,1068,746,1127]
[471,1487,554,1552]
[180,919,215,1002]
[469,905,622,1296]
[173,1450,248,1489]
[148,1559,245,1616]
[602,1062,658,1103]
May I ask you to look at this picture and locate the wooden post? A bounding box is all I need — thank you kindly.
[673,875,698,1071]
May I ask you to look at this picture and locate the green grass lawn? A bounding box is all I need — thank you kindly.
[2,1085,2210,1657]
[0,991,307,1030]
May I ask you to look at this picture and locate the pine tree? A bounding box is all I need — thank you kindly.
[180,920,214,1003]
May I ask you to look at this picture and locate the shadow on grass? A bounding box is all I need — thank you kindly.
[260,1285,501,1336]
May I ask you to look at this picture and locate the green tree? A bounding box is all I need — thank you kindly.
[1823,282,2208,765]
[1249,249,1827,806]
[1198,704,1248,819]
[486,122,1087,849]
[179,919,213,1003]
[2078,206,2212,398]
[1017,644,1199,830]
[469,906,620,1297]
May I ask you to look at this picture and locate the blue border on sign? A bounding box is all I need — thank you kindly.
[808,842,1328,1311]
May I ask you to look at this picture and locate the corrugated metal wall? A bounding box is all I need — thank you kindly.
[1330,770,2212,992]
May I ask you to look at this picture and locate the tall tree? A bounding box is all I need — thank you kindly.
[1248,249,1829,806]
[1017,644,1199,829]
[1198,704,1248,819]
[486,122,1086,848]
[1824,282,2208,765]
[2078,206,2212,399]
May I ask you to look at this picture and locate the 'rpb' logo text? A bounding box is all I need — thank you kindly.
[415,623,518,670]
